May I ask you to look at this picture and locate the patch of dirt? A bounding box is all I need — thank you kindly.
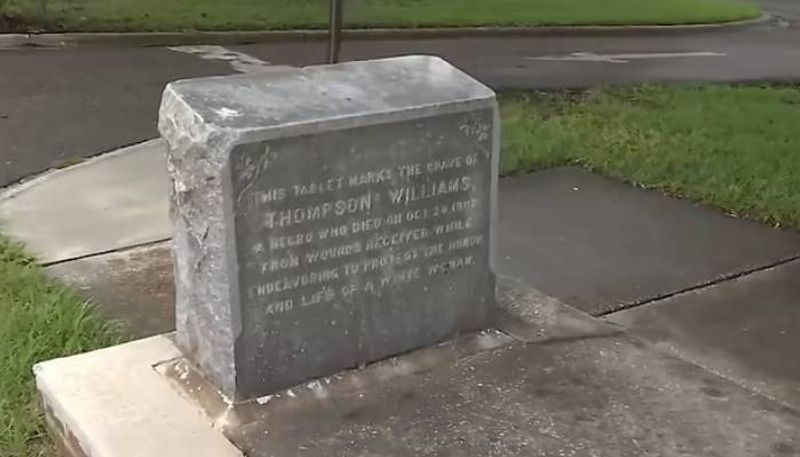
[0,13,31,33]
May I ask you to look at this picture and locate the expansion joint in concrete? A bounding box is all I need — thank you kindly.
[600,254,800,317]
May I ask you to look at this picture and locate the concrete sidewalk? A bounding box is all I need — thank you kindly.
[3,141,800,455]
[610,259,800,411]
[0,140,169,264]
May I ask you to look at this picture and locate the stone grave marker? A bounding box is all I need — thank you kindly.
[159,55,499,401]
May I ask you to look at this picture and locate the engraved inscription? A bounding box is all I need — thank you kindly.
[231,112,493,326]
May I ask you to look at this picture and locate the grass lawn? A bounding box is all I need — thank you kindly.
[502,85,800,230]
[2,0,760,32]
[0,234,119,457]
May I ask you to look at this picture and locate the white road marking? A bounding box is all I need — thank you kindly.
[168,45,273,73]
[527,51,726,64]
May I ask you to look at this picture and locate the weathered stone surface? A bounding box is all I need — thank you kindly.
[158,55,499,400]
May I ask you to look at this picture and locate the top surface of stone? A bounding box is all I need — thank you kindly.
[163,55,495,133]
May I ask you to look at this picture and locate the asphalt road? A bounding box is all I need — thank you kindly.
[1,19,799,187]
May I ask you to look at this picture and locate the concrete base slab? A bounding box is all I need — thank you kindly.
[230,335,800,457]
[608,259,800,411]
[37,331,800,457]
[0,139,170,264]
[35,278,620,457]
[496,276,623,343]
[497,168,800,315]
[35,335,242,457]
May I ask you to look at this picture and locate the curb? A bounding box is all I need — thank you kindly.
[0,138,163,202]
[0,14,771,49]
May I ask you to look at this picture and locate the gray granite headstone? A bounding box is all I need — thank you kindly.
[158,56,499,401]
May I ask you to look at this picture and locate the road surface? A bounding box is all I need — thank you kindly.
[1,18,798,186]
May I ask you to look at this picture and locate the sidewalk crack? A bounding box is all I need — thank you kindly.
[600,254,800,317]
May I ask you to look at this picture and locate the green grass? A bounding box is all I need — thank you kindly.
[3,0,761,32]
[502,85,800,230]
[0,234,119,457]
